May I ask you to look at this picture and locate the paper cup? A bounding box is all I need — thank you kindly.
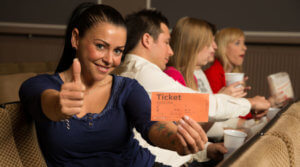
[225,73,244,87]
[224,129,247,158]
[267,107,281,120]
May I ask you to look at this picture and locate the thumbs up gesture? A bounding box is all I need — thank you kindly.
[59,58,86,118]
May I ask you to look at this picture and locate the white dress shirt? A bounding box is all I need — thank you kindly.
[114,54,252,165]
[118,54,251,121]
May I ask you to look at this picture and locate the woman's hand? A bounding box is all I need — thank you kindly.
[218,81,247,98]
[41,59,86,121]
[268,92,289,108]
[207,143,228,162]
[247,96,271,111]
[251,109,268,120]
[148,116,208,156]
[175,116,208,155]
[59,58,86,118]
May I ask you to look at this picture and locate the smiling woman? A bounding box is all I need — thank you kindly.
[70,22,126,84]
[18,2,208,167]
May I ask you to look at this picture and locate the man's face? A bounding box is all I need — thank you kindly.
[150,23,174,70]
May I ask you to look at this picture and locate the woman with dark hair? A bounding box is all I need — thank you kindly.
[19,3,207,167]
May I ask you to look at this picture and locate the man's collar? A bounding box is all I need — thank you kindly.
[125,53,162,71]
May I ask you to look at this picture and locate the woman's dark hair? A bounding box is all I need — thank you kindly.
[55,3,126,73]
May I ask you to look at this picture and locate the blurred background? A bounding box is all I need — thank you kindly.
[0,0,299,101]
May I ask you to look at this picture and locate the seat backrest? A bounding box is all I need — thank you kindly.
[266,113,300,167]
[1,102,47,167]
[283,101,300,120]
[230,135,291,167]
[0,73,37,104]
[0,103,23,166]
[229,102,300,167]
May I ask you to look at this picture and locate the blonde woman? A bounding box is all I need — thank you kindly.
[164,17,233,163]
[205,28,246,94]
[164,17,269,164]
[165,17,213,90]
[205,28,286,119]
[166,19,245,98]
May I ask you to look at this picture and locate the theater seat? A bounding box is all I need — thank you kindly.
[230,135,291,167]
[0,103,23,166]
[0,102,46,167]
[0,73,37,104]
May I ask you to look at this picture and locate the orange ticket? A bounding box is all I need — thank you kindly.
[151,92,209,122]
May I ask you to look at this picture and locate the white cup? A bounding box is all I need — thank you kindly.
[225,73,244,87]
[224,129,247,158]
[267,107,281,120]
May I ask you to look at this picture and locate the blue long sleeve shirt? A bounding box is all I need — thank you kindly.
[19,73,156,167]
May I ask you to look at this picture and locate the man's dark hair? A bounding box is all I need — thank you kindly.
[124,9,169,55]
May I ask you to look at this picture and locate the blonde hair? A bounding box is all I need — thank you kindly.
[169,17,213,90]
[215,27,245,72]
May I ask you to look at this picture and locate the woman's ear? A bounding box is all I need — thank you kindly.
[141,33,153,49]
[71,28,80,50]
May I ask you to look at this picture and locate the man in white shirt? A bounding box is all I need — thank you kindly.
[115,9,270,166]
[118,11,270,120]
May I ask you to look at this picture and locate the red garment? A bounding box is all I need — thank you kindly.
[164,66,187,86]
[204,59,225,94]
[205,59,252,119]
[164,66,198,87]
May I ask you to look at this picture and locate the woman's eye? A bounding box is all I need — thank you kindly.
[114,49,123,55]
[96,44,104,49]
[235,41,240,45]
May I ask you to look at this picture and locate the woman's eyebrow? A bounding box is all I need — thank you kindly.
[95,39,125,48]
[116,46,125,49]
[95,39,110,46]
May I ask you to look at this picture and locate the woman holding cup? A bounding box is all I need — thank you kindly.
[205,27,264,119]
[205,27,285,119]
[205,27,247,95]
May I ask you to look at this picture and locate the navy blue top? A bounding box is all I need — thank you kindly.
[19,73,156,167]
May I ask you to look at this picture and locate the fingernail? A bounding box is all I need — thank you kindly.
[179,119,185,124]
[184,115,189,120]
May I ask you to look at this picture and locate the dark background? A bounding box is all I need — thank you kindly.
[151,0,300,32]
[1,0,300,32]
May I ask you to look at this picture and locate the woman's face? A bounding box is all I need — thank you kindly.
[207,38,217,63]
[72,22,126,82]
[226,36,247,66]
[196,40,216,67]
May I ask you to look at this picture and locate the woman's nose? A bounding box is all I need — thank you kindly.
[103,52,113,65]
[212,41,217,50]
